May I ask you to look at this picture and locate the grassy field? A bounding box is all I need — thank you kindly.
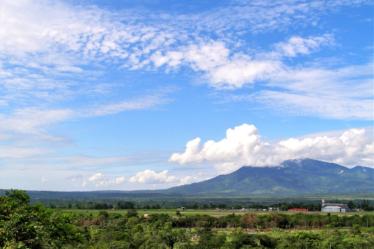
[64,208,374,217]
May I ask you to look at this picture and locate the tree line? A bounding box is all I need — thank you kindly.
[51,200,374,211]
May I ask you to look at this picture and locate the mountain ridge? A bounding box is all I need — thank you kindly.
[163,158,374,196]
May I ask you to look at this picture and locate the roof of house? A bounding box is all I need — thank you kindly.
[322,204,348,208]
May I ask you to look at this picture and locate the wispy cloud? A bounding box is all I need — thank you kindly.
[221,62,373,119]
[0,90,172,135]
[1,0,372,120]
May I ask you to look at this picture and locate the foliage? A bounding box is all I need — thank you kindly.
[0,189,84,248]
[116,201,134,209]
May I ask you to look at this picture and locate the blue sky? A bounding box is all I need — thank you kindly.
[0,0,373,191]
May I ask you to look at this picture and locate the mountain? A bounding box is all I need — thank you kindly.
[164,159,374,196]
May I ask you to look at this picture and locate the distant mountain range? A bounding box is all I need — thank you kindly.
[162,159,374,196]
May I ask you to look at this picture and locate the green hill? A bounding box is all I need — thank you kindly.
[164,159,374,196]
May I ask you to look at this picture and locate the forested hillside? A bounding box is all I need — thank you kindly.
[165,159,374,195]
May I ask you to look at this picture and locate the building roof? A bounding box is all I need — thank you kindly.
[322,204,348,208]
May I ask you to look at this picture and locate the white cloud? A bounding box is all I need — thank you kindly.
[179,176,192,185]
[129,170,200,185]
[1,0,369,91]
[169,124,374,174]
[178,176,199,186]
[82,173,126,187]
[150,40,282,89]
[274,34,334,57]
[88,173,105,182]
[129,170,178,184]
[0,0,371,121]
[114,176,126,184]
[41,176,48,182]
[0,109,74,134]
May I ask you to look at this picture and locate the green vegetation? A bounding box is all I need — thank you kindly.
[2,190,374,248]
[8,189,373,211]
[66,208,374,218]
[0,190,83,248]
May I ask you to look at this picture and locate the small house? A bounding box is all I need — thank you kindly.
[177,207,186,210]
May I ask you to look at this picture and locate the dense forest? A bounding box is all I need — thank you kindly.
[1,190,374,248]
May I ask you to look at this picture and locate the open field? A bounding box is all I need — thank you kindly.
[64,208,374,217]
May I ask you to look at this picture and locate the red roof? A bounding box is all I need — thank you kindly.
[288,208,308,211]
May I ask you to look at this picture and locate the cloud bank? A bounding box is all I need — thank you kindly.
[169,124,374,174]
[79,170,195,188]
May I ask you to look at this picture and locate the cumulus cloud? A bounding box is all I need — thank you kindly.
[128,170,199,185]
[82,173,126,187]
[129,170,178,184]
[169,124,374,174]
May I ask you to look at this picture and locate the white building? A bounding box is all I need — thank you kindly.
[321,204,349,212]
